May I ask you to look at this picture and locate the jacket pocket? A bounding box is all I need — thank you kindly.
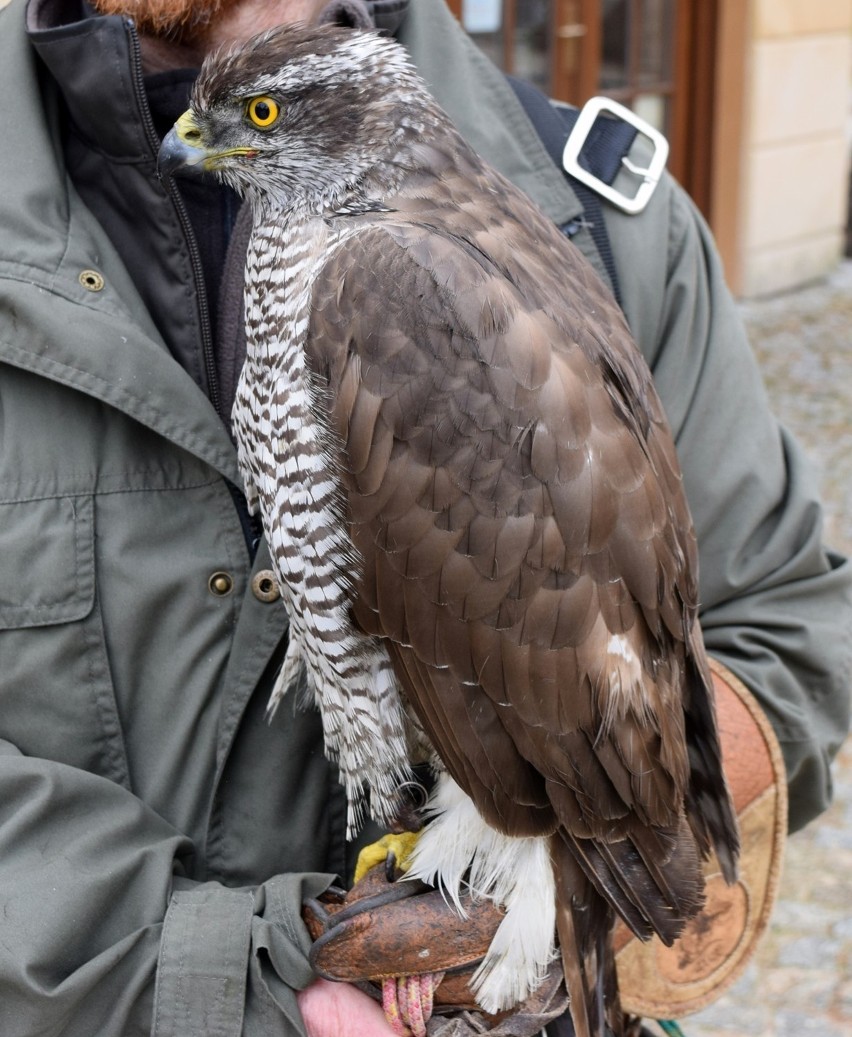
[0,494,128,783]
[0,495,95,629]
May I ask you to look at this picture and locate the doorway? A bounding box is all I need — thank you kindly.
[445,0,717,216]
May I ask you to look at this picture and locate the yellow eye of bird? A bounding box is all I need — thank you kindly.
[247,96,280,128]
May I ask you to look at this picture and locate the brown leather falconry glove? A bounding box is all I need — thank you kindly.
[301,861,570,1036]
[302,659,787,1036]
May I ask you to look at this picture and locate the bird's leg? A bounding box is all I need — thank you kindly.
[354,778,428,880]
[352,832,445,1036]
[406,773,557,1014]
[353,780,441,1037]
[354,830,420,882]
[389,777,429,834]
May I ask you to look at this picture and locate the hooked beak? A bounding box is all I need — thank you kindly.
[157,109,259,180]
[157,110,211,179]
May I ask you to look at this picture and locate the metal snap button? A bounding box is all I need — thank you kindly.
[208,571,234,596]
[251,569,281,602]
[79,269,105,292]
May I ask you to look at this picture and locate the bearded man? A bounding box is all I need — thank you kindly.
[0,2,849,1037]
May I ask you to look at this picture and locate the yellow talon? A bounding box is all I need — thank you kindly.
[354,831,420,882]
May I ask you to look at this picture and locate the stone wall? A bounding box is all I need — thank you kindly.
[737,0,852,296]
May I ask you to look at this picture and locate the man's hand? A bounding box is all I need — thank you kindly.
[298,977,400,1037]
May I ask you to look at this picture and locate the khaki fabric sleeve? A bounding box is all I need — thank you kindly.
[0,744,331,1037]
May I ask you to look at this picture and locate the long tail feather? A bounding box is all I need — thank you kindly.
[552,834,623,1037]
[683,641,740,883]
[559,811,704,948]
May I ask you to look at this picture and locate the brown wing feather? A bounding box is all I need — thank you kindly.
[306,185,738,991]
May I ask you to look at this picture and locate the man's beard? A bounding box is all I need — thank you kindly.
[89,0,239,39]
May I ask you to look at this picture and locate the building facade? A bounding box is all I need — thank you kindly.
[447,0,852,297]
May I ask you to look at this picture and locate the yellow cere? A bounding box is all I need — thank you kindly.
[175,109,202,143]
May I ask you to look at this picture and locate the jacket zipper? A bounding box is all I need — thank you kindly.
[124,18,223,420]
[124,20,265,558]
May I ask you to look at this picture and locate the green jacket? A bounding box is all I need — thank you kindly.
[0,0,848,1034]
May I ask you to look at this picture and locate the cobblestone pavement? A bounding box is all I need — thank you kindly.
[646,262,852,1037]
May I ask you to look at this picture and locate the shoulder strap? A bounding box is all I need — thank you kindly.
[506,75,637,307]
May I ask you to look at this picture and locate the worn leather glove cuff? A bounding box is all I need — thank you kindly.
[615,657,788,1018]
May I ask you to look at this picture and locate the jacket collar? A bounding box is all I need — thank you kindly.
[365,0,407,33]
[28,0,159,162]
[0,0,240,483]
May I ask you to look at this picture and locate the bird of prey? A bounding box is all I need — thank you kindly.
[159,24,739,1037]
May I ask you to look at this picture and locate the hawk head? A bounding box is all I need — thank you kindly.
[158,24,425,210]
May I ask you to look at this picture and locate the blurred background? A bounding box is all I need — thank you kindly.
[444,0,852,299]
[676,247,852,1037]
[446,4,852,1034]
